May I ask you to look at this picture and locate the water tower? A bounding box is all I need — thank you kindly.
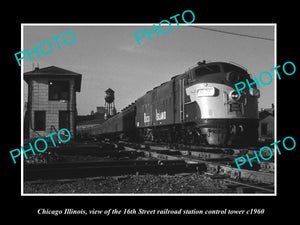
[104,88,116,119]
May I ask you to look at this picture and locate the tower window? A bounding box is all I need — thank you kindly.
[49,81,69,100]
[34,111,46,131]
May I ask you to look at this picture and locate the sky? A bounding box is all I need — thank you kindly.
[22,24,275,115]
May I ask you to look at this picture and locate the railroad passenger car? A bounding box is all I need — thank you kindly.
[91,104,136,140]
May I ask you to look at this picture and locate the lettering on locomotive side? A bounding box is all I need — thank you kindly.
[156,110,166,121]
[143,113,151,123]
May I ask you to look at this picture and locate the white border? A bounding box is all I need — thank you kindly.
[21,23,277,196]
[274,24,277,196]
[21,24,24,195]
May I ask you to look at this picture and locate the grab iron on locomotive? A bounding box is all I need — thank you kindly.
[88,61,260,146]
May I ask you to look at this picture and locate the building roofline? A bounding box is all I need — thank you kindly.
[24,66,82,92]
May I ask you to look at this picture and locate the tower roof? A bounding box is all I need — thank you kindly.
[105,88,114,93]
[24,66,82,92]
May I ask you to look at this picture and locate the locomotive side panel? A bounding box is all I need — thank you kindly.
[136,80,175,128]
[172,73,202,124]
[136,91,153,128]
[172,74,184,124]
[152,81,174,126]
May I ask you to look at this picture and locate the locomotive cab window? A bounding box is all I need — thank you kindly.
[222,64,250,83]
[194,65,221,77]
[222,63,247,74]
[49,80,70,100]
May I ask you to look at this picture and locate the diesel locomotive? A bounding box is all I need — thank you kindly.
[88,61,260,146]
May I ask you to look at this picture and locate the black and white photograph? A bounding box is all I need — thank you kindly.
[21,24,276,195]
[4,5,298,220]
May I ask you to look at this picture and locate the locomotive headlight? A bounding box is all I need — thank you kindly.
[229,90,240,101]
[197,87,216,97]
[250,88,260,98]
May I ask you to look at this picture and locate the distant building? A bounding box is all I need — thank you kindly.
[24,66,82,140]
[258,104,274,142]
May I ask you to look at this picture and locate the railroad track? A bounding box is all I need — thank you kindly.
[24,141,274,193]
[24,159,205,181]
[223,179,274,193]
[122,142,275,188]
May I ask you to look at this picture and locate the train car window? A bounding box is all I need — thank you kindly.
[195,65,221,77]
